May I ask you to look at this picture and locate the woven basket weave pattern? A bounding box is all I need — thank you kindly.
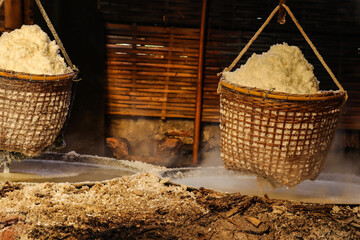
[220,84,345,187]
[0,75,72,156]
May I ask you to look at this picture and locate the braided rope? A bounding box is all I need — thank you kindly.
[34,0,79,73]
[0,0,79,75]
[217,4,346,98]
[278,0,287,24]
[224,5,281,74]
[217,5,280,93]
[282,4,345,94]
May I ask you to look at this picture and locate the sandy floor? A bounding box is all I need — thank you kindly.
[0,172,359,239]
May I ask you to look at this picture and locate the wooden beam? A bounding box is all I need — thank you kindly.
[192,0,207,165]
[23,0,34,25]
[4,0,23,31]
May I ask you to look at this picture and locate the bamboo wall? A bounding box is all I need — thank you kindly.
[105,23,200,120]
[100,0,360,129]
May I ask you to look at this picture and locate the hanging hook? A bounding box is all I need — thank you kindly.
[278,0,287,24]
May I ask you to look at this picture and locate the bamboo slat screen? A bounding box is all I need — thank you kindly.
[100,0,360,129]
[105,23,200,119]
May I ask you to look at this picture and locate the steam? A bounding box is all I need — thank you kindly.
[199,130,360,176]
[200,147,222,167]
[323,130,360,175]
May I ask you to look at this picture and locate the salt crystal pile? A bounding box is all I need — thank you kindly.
[0,24,71,75]
[222,43,319,94]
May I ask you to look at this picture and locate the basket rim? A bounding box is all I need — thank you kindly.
[0,68,76,81]
[220,78,347,101]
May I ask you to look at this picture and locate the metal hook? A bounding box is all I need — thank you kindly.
[278,0,287,24]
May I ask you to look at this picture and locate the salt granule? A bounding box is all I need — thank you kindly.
[222,43,320,94]
[0,24,71,75]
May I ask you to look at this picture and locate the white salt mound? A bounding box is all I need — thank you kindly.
[0,24,71,75]
[222,43,319,94]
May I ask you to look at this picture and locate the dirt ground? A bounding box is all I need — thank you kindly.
[0,173,359,240]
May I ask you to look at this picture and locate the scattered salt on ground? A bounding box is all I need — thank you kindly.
[0,173,358,239]
[222,43,319,94]
[0,173,203,234]
[0,25,71,75]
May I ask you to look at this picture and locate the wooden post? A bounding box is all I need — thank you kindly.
[192,0,207,165]
[5,0,23,31]
[23,0,34,25]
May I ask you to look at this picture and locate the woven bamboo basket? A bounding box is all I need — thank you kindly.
[0,0,80,158]
[218,4,348,187]
[0,70,76,157]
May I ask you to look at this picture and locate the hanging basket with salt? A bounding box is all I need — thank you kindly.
[218,3,347,187]
[0,0,80,157]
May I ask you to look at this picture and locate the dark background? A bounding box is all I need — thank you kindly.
[34,0,106,155]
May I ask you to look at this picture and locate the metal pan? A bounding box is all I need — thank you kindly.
[160,167,360,205]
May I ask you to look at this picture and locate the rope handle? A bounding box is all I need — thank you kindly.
[34,0,79,74]
[0,0,79,75]
[218,3,346,95]
[278,0,287,24]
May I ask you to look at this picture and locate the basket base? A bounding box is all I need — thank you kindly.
[219,83,345,187]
